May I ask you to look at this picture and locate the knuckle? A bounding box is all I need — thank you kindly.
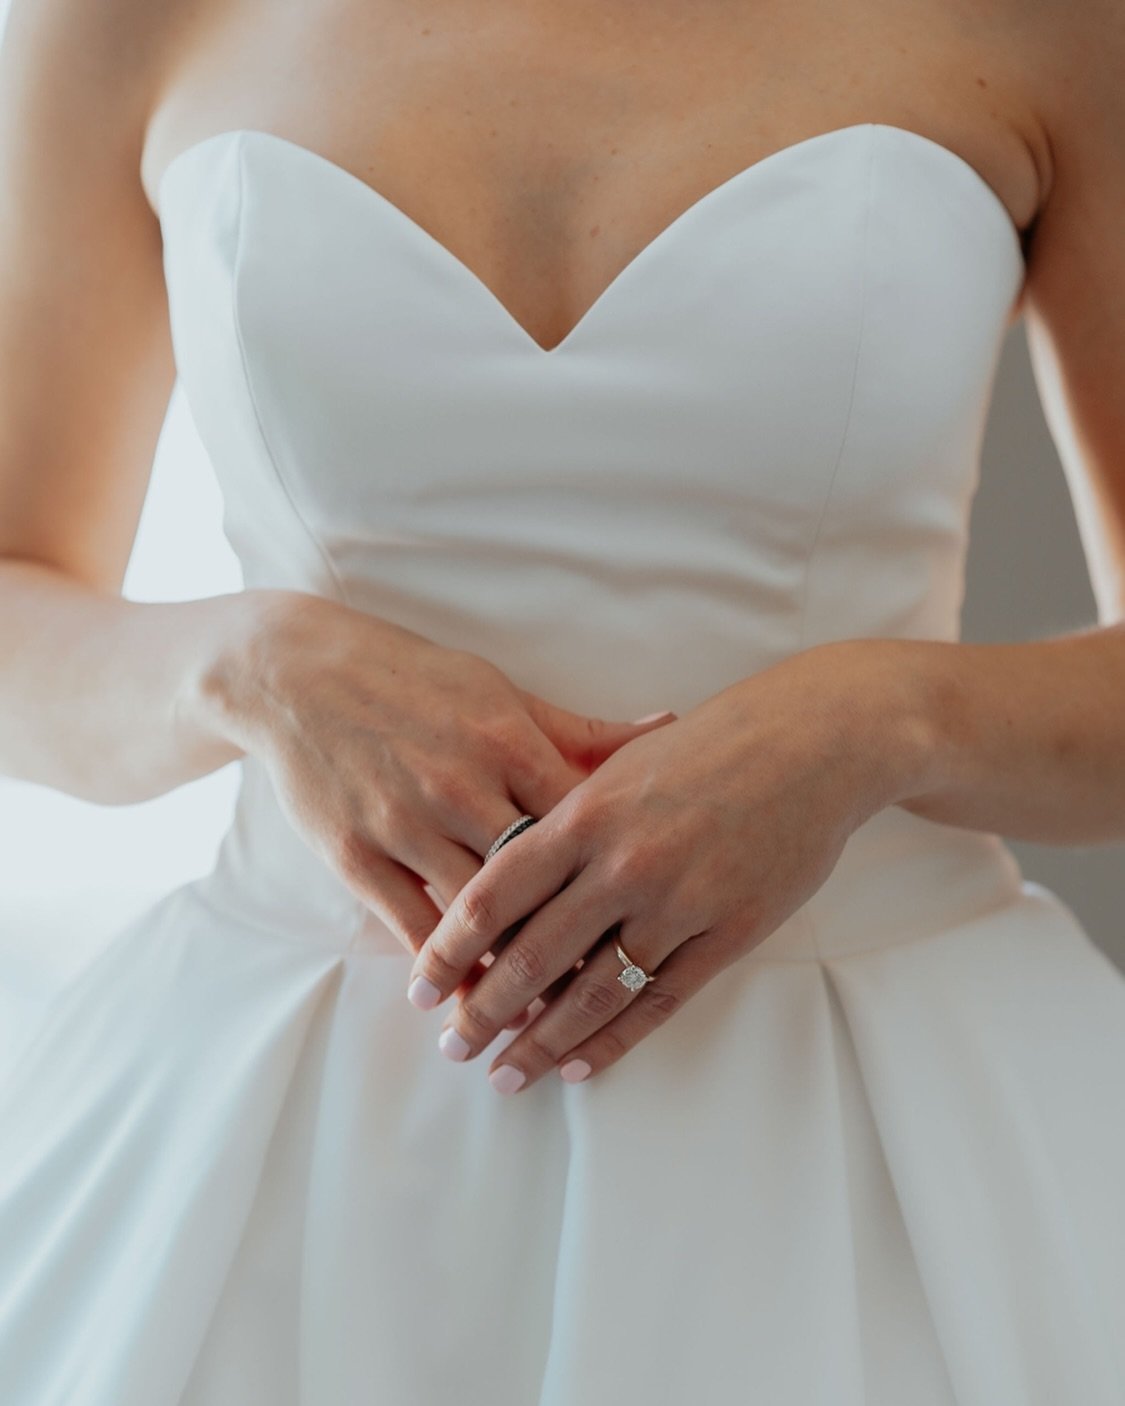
[642,982,682,1021]
[503,749,553,801]
[454,650,505,691]
[479,713,526,762]
[504,940,547,987]
[334,828,377,883]
[423,933,464,986]
[370,785,412,833]
[602,844,653,891]
[420,765,473,815]
[574,978,623,1020]
[457,880,500,939]
[567,789,608,836]
[456,994,494,1038]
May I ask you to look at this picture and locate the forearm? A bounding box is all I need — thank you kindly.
[838,625,1125,845]
[0,558,290,803]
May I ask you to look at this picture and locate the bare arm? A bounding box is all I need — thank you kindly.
[0,0,272,803]
[884,17,1125,846]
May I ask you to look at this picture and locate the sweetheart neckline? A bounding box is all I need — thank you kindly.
[155,121,1026,358]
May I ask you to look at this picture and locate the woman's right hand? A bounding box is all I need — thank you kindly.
[195,591,677,985]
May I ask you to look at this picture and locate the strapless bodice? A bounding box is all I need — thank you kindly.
[156,121,1029,959]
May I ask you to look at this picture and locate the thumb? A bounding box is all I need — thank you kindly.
[522,693,678,771]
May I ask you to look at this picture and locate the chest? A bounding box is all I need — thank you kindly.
[146,0,1035,354]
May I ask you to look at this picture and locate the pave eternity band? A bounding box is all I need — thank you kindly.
[484,813,538,863]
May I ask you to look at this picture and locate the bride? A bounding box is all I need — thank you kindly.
[1,0,1123,1400]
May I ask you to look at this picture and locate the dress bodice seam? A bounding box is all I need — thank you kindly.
[795,125,877,656]
[229,132,356,613]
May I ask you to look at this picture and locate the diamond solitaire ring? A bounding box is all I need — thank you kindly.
[615,940,655,992]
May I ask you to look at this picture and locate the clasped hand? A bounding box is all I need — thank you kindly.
[407,641,910,1093]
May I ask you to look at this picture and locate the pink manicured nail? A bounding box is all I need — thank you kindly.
[407,976,442,1009]
[559,1059,591,1083]
[438,1026,471,1061]
[489,1064,526,1095]
[632,710,675,724]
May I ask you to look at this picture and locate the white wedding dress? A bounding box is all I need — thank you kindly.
[1,121,1124,1405]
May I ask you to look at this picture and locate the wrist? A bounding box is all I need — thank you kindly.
[817,637,954,820]
[176,588,316,757]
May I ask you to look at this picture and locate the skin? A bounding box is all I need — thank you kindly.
[0,1,1123,1086]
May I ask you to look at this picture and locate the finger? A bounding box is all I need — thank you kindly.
[377,811,537,959]
[419,850,549,994]
[405,816,580,1009]
[550,935,719,1084]
[499,708,677,825]
[332,844,446,957]
[433,897,624,1062]
[479,924,690,1091]
[500,736,588,824]
[502,964,580,1029]
[515,690,679,773]
[449,950,531,1028]
[538,962,583,1004]
[391,791,531,894]
[336,843,496,989]
[409,839,487,914]
[392,711,580,857]
[407,830,553,987]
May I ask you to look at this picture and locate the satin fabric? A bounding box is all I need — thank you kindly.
[1,122,1123,1404]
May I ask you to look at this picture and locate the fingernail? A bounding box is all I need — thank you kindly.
[438,1026,472,1061]
[489,1064,526,1095]
[632,710,675,724]
[407,975,442,1010]
[559,1058,592,1083]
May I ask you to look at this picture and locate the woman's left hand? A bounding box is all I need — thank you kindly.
[405,640,931,1093]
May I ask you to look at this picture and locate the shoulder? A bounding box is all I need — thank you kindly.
[0,0,198,591]
[0,0,197,192]
[1022,0,1124,221]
